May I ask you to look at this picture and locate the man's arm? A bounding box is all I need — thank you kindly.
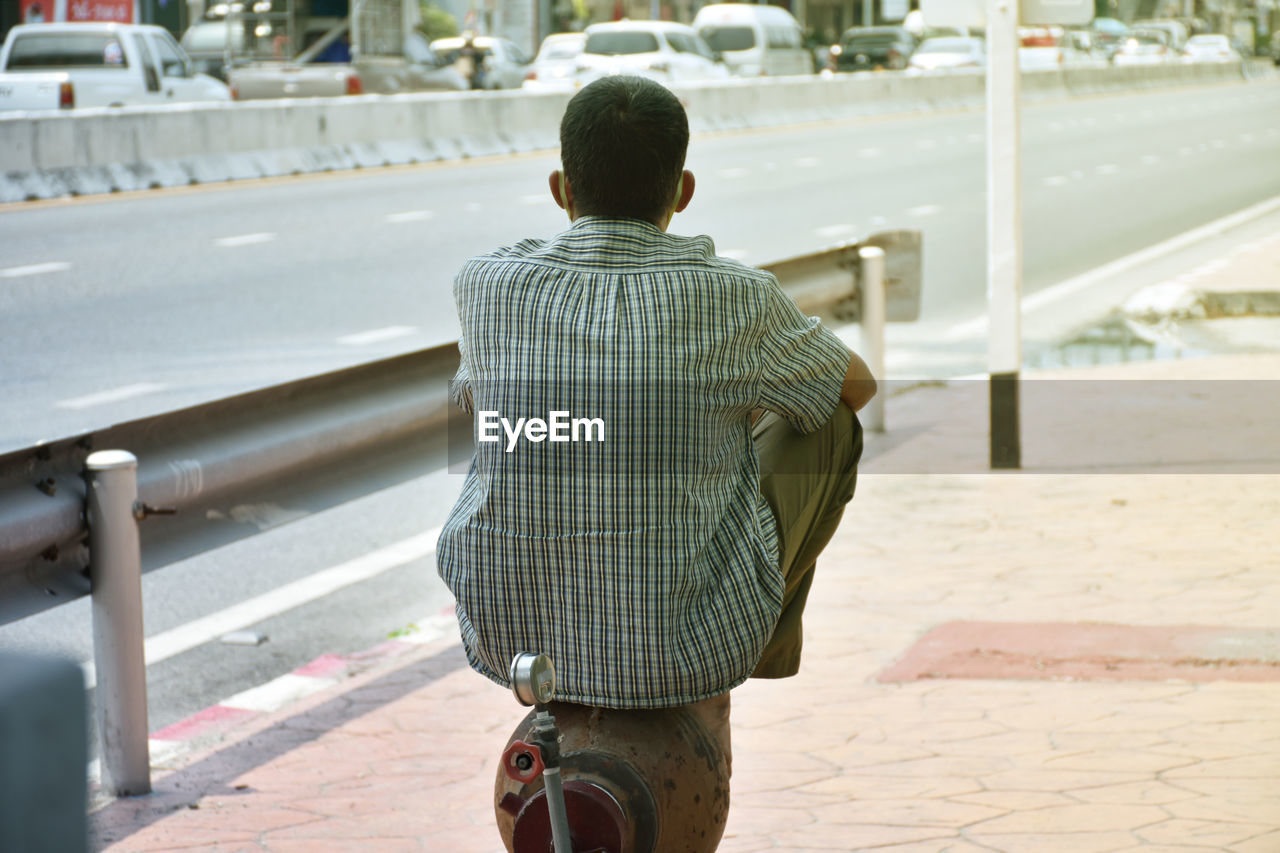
[840,351,877,413]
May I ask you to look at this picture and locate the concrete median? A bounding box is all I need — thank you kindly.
[0,62,1269,203]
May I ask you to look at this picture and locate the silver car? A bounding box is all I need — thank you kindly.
[907,36,986,71]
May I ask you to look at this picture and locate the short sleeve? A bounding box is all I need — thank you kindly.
[756,280,852,434]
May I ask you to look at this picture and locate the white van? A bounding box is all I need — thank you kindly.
[692,3,813,77]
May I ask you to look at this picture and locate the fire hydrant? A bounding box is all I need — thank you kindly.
[495,653,730,853]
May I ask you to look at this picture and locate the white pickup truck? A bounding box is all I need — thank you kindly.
[0,22,230,112]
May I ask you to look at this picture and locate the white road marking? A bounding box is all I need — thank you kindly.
[1095,164,1120,175]
[915,139,938,150]
[794,156,821,168]
[465,202,483,212]
[1140,155,1161,165]
[717,167,750,178]
[1069,170,1084,180]
[966,133,983,143]
[816,224,857,237]
[720,249,749,260]
[80,527,443,690]
[221,673,333,712]
[944,193,1280,341]
[1049,122,1063,132]
[762,161,778,171]
[857,147,882,158]
[1240,133,1255,143]
[1210,139,1226,149]
[518,194,551,206]
[1043,175,1069,187]
[906,204,941,217]
[214,232,275,248]
[1,261,71,278]
[1179,145,1194,155]
[869,215,887,226]
[338,325,417,346]
[385,210,434,222]
[56,382,167,410]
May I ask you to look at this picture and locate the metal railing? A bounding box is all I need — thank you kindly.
[0,232,920,795]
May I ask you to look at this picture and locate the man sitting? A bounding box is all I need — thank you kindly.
[438,73,874,802]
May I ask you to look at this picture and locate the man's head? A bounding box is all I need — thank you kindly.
[551,76,694,229]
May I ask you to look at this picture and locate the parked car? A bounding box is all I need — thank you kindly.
[1089,16,1130,60]
[229,31,466,100]
[0,22,230,111]
[1112,31,1175,66]
[692,3,812,77]
[1131,18,1189,51]
[430,35,532,90]
[907,36,985,71]
[521,32,585,92]
[1181,33,1239,63]
[1018,26,1090,69]
[576,20,730,86]
[831,26,917,72]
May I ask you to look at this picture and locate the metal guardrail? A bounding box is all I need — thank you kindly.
[0,232,921,794]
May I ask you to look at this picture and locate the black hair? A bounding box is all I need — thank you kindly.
[559,76,689,224]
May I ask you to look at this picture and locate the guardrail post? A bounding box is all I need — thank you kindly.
[85,450,151,797]
[858,246,886,433]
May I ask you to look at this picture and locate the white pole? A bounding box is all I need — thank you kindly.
[986,0,1022,469]
[859,246,886,433]
[87,450,152,797]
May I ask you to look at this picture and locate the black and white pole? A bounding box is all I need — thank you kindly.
[986,0,1023,469]
[86,450,152,797]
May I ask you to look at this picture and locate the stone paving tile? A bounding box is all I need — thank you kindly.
[962,831,1139,853]
[1230,829,1280,852]
[1135,818,1278,848]
[968,803,1168,834]
[808,798,1005,827]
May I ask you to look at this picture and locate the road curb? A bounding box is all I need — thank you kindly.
[90,610,460,808]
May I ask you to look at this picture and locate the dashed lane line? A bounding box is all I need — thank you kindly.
[1,261,71,278]
[906,204,941,217]
[214,232,276,248]
[816,224,857,238]
[385,210,435,222]
[337,326,418,346]
[55,382,167,410]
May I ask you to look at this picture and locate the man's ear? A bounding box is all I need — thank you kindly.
[674,170,695,213]
[549,170,573,214]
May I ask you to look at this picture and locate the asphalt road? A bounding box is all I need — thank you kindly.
[2,80,1279,451]
[1,78,1279,741]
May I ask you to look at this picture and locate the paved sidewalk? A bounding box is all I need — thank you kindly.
[89,345,1280,852]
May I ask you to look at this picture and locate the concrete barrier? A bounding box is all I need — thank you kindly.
[0,62,1265,203]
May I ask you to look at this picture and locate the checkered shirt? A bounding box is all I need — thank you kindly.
[437,216,852,708]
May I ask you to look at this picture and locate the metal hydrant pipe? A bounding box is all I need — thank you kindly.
[86,450,151,797]
[859,246,887,432]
